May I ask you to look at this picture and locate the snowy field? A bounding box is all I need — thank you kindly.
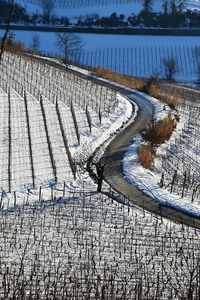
[0,51,132,207]
[1,30,200,82]
[1,189,200,299]
[14,0,200,21]
[0,49,200,298]
[76,38,200,82]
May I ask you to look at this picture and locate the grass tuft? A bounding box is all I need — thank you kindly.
[141,113,177,146]
[138,143,156,169]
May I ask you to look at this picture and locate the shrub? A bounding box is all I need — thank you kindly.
[144,81,180,109]
[159,94,181,109]
[147,85,160,98]
[138,143,156,169]
[142,113,177,145]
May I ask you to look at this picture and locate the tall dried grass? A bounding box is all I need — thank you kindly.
[142,113,177,145]
[138,143,156,169]
[94,67,145,90]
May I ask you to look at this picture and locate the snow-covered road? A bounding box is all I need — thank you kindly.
[99,90,200,228]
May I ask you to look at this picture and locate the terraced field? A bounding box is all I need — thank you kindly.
[0,50,200,299]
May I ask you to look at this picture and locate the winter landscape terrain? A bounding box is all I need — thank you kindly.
[0,46,199,298]
[0,0,200,298]
[1,30,200,82]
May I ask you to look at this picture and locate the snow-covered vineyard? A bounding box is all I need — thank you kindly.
[75,44,200,82]
[162,102,200,202]
[157,84,200,205]
[5,31,200,83]
[16,0,137,8]
[14,0,200,11]
[1,50,200,299]
[1,189,200,299]
[0,51,132,207]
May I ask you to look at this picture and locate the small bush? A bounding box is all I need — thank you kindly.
[147,85,161,98]
[138,143,156,169]
[3,42,25,53]
[142,113,176,145]
[159,94,180,109]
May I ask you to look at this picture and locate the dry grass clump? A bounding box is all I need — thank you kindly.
[93,67,144,90]
[89,68,180,110]
[138,143,156,169]
[142,113,176,146]
[147,85,161,98]
[139,113,177,169]
[3,42,25,53]
[159,94,181,109]
[144,76,180,109]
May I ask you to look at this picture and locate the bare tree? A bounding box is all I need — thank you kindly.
[6,30,16,46]
[163,56,177,80]
[39,0,54,23]
[0,0,14,62]
[55,32,83,65]
[193,46,200,57]
[162,0,169,15]
[30,33,40,53]
[178,0,185,14]
[142,0,154,14]
[193,47,200,83]
[196,63,200,84]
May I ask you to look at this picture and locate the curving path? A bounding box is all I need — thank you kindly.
[100,91,200,229]
[18,52,200,228]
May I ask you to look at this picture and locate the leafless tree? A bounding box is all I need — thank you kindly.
[178,0,185,14]
[39,0,54,23]
[0,0,14,62]
[196,63,200,84]
[6,30,16,46]
[30,33,40,53]
[189,47,200,83]
[162,0,169,15]
[193,46,200,60]
[163,56,178,80]
[55,32,83,65]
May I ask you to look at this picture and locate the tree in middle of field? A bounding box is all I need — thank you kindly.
[29,33,40,54]
[163,56,178,80]
[55,32,83,65]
